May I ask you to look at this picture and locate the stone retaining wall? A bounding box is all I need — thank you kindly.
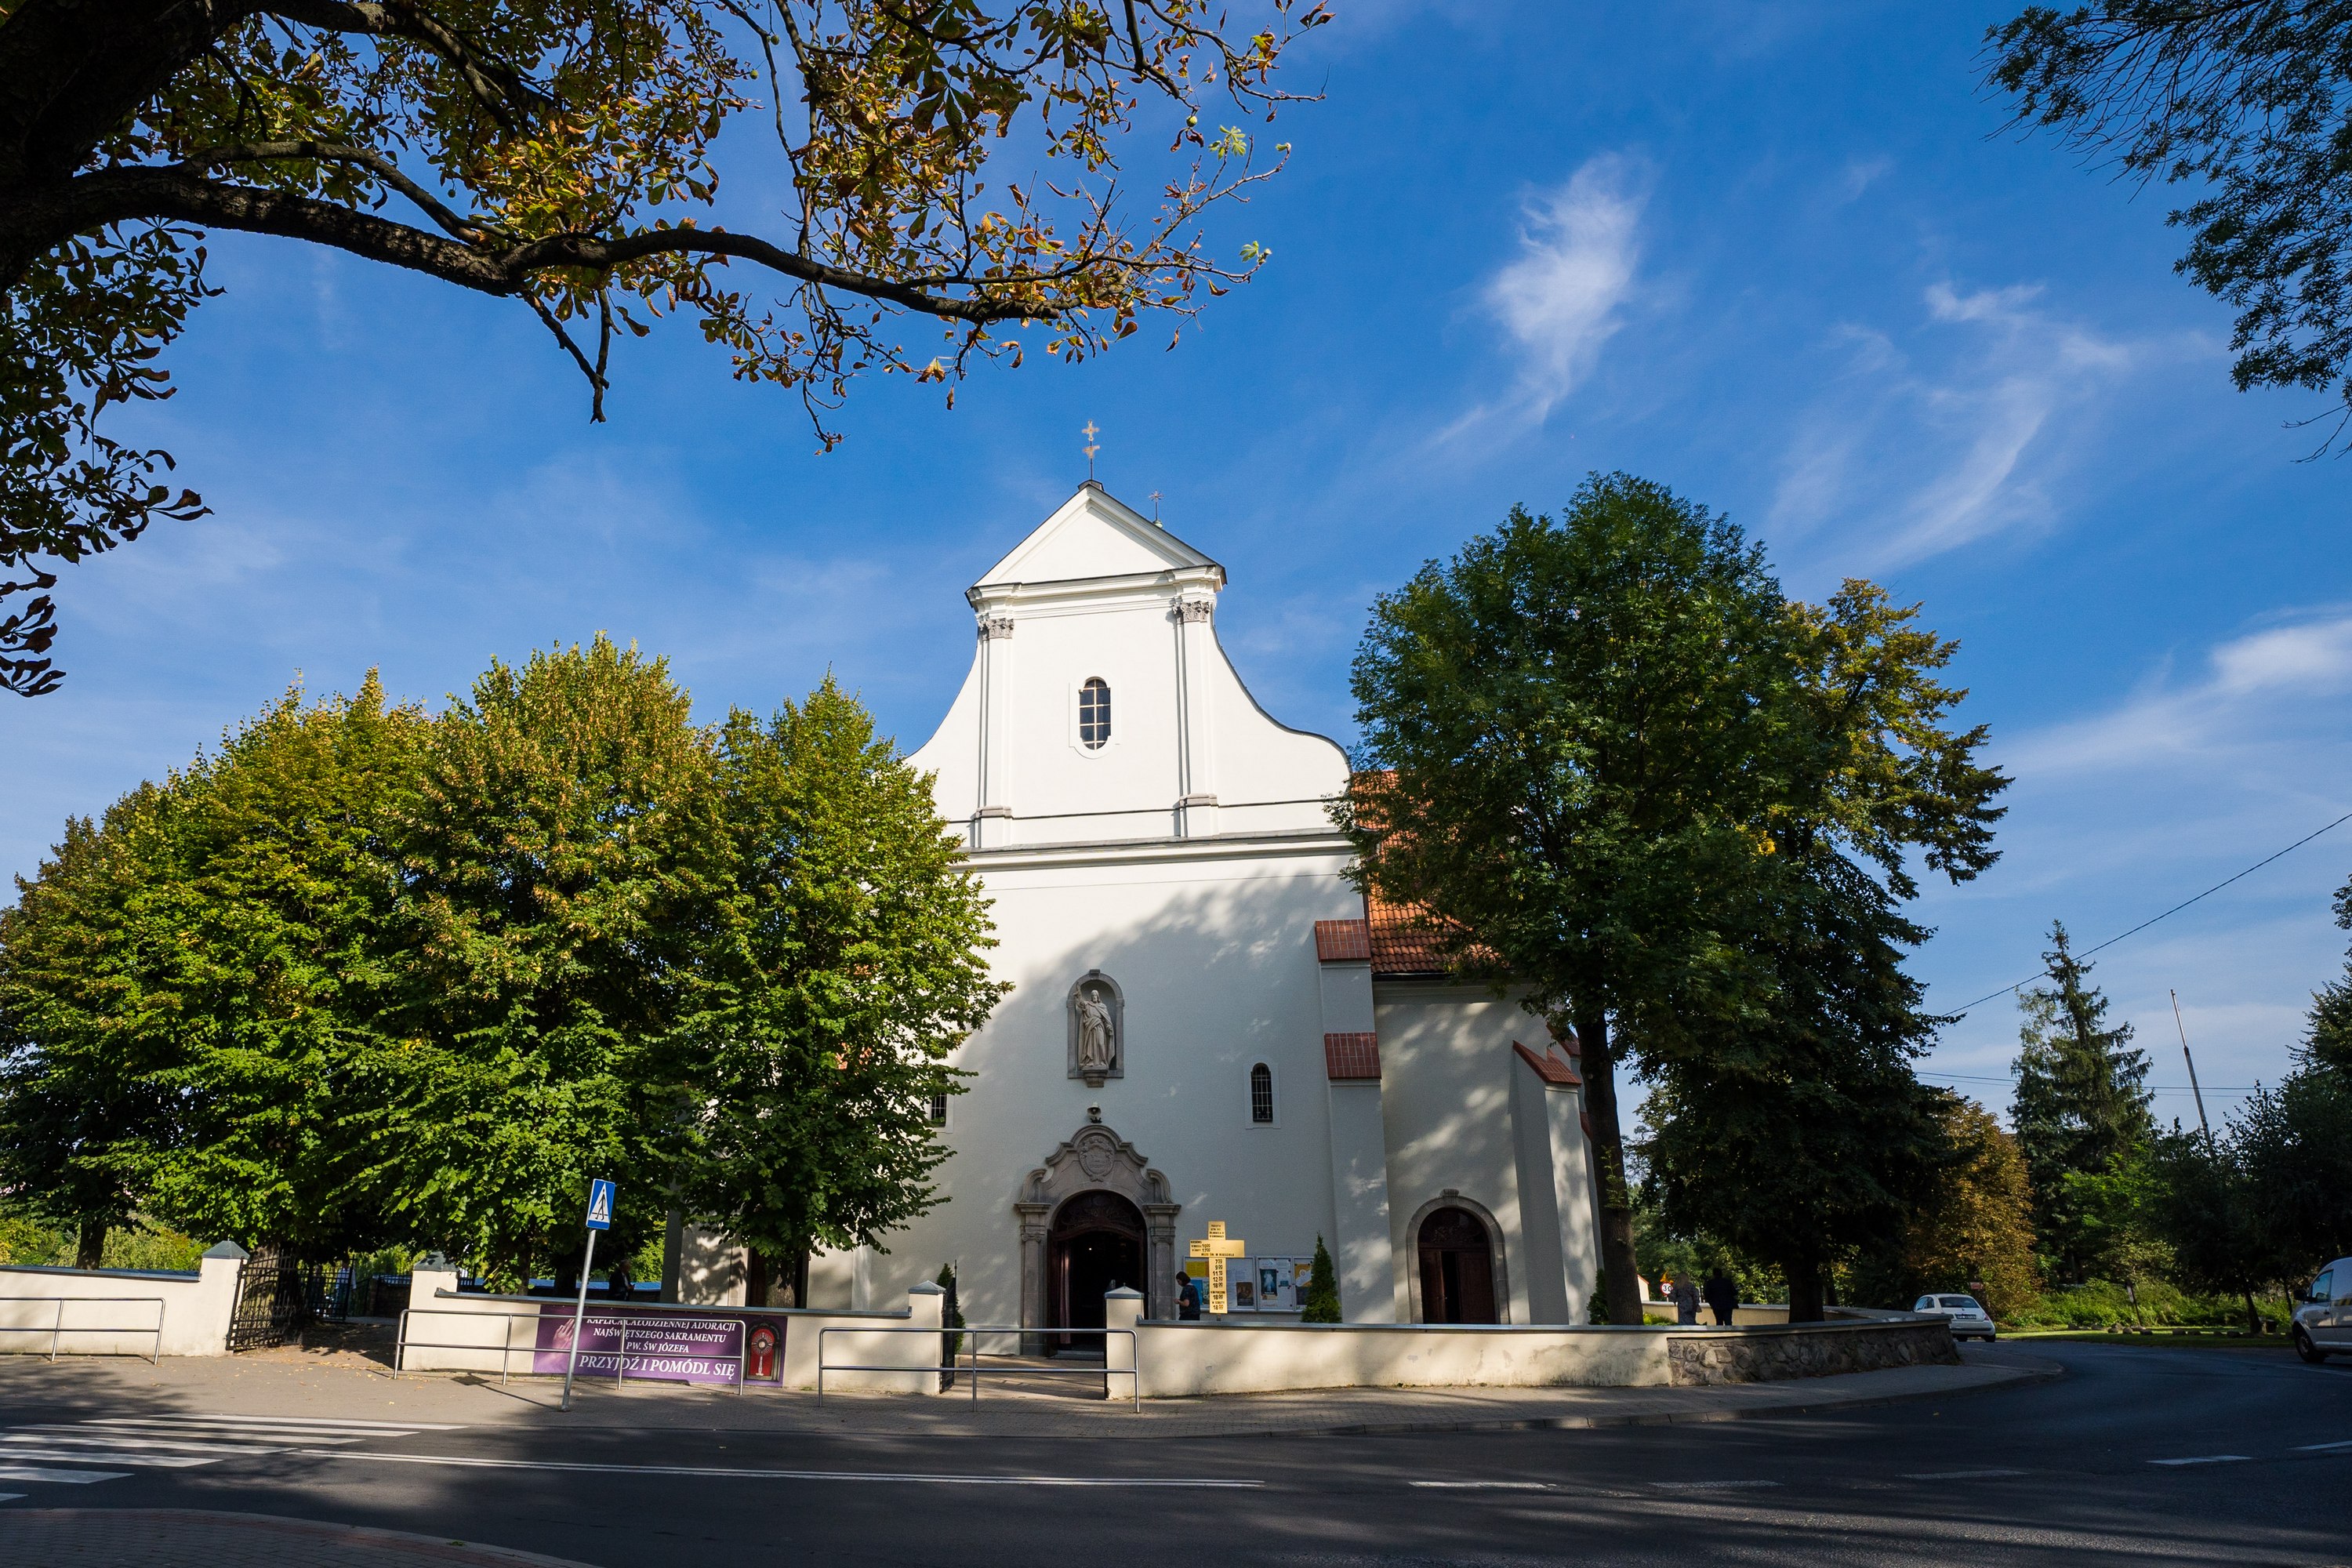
[1664,1316,1960,1386]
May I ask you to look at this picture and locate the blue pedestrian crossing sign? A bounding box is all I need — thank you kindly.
[584,1178,615,1232]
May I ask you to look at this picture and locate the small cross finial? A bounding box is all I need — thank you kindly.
[1082,419,1100,481]
[1149,489,1162,522]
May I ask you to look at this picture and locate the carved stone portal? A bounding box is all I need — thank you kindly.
[1066,970,1124,1087]
[1017,1121,1180,1333]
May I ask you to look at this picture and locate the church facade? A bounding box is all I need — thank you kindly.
[709,484,1599,1328]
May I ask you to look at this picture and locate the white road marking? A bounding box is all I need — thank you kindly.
[2,1431,284,1456]
[92,1414,465,1431]
[0,1494,21,1504]
[2149,1455,2251,1466]
[0,1448,220,1469]
[0,1466,131,1484]
[1652,1480,1782,1490]
[72,1422,366,1444]
[1904,1468,2029,1480]
[1408,1481,1551,1490]
[300,1450,1261,1487]
[2291,1439,2352,1452]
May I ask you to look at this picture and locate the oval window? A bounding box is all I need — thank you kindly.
[1078,677,1112,750]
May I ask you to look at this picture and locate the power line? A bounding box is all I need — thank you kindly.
[1947,807,2352,1018]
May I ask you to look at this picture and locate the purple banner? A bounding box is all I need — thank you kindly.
[533,1307,780,1385]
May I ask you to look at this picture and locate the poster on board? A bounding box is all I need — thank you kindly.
[532,1306,787,1384]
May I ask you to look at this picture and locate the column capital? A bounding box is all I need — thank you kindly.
[978,614,1017,640]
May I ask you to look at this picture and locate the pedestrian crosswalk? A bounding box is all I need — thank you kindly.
[0,1412,466,1500]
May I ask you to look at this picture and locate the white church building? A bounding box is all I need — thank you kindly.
[717,484,1599,1330]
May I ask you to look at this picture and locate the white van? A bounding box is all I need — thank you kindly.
[2291,1256,2352,1363]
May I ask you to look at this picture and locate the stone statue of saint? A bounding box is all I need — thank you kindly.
[1074,988,1117,1075]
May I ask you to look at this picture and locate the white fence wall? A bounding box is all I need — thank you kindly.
[397,1270,948,1392]
[0,1245,245,1358]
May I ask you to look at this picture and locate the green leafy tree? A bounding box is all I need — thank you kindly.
[2144,1126,2270,1332]
[1869,1094,2038,1321]
[2011,922,2154,1281]
[0,797,180,1265]
[1641,862,1949,1322]
[1986,5,2352,448]
[676,678,1003,1303]
[371,635,725,1287]
[0,0,1329,695]
[1340,474,2005,1325]
[0,675,426,1262]
[2305,872,2352,1073]
[1301,1235,1340,1323]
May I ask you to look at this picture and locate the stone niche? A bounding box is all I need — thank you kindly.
[1066,970,1125,1087]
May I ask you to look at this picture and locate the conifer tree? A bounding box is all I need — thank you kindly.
[1301,1236,1341,1323]
[2011,922,2154,1283]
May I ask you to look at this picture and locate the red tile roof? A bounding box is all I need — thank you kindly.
[1323,1033,1381,1081]
[1512,1040,1581,1087]
[1366,891,1472,978]
[1312,919,1370,963]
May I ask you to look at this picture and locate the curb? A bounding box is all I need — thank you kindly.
[0,1508,596,1567]
[1234,1358,2067,1439]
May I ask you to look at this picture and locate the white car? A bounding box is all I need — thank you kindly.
[2292,1256,2351,1364]
[1913,1294,1998,1341]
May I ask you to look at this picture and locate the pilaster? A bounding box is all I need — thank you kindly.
[975,613,1017,848]
[1173,595,1221,837]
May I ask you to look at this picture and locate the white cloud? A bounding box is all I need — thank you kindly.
[1479,154,1647,422]
[1767,280,2142,567]
[2005,609,2352,777]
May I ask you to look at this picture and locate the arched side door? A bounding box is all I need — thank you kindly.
[1417,1205,1497,1324]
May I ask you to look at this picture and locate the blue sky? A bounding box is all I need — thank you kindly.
[5,2,2348,1131]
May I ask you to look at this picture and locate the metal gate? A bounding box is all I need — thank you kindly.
[224,1244,316,1351]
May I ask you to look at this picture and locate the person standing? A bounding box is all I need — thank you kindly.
[1177,1268,1202,1321]
[1671,1274,1700,1325]
[1703,1268,1737,1327]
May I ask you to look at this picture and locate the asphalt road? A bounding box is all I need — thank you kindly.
[2,1343,2347,1566]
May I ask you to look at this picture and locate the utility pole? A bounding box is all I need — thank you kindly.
[2172,990,2259,1334]
[2170,989,2214,1150]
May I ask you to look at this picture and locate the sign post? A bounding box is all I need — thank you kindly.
[561,1177,616,1412]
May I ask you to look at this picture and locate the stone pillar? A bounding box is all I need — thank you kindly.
[1143,1202,1182,1322]
[1104,1287,1143,1404]
[904,1281,946,1397]
[1015,1200,1051,1356]
[1173,596,1220,837]
[975,612,1017,848]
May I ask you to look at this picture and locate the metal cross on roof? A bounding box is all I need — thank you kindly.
[1082,419,1100,481]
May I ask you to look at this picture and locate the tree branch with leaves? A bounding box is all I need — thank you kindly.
[0,0,1329,694]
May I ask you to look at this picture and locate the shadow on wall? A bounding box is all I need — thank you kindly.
[895,862,1378,1328]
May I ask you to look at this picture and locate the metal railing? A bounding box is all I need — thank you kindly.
[394,1305,747,1392]
[818,1323,1141,1411]
[0,1297,165,1363]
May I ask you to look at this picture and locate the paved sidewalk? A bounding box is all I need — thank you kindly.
[0,1509,595,1566]
[0,1343,2057,1440]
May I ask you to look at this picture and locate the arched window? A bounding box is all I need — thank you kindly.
[1078,677,1112,749]
[1249,1062,1275,1124]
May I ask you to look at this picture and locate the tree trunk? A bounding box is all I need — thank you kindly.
[1787,1254,1826,1323]
[1575,1003,1643,1327]
[74,1217,106,1270]
[744,1248,771,1308]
